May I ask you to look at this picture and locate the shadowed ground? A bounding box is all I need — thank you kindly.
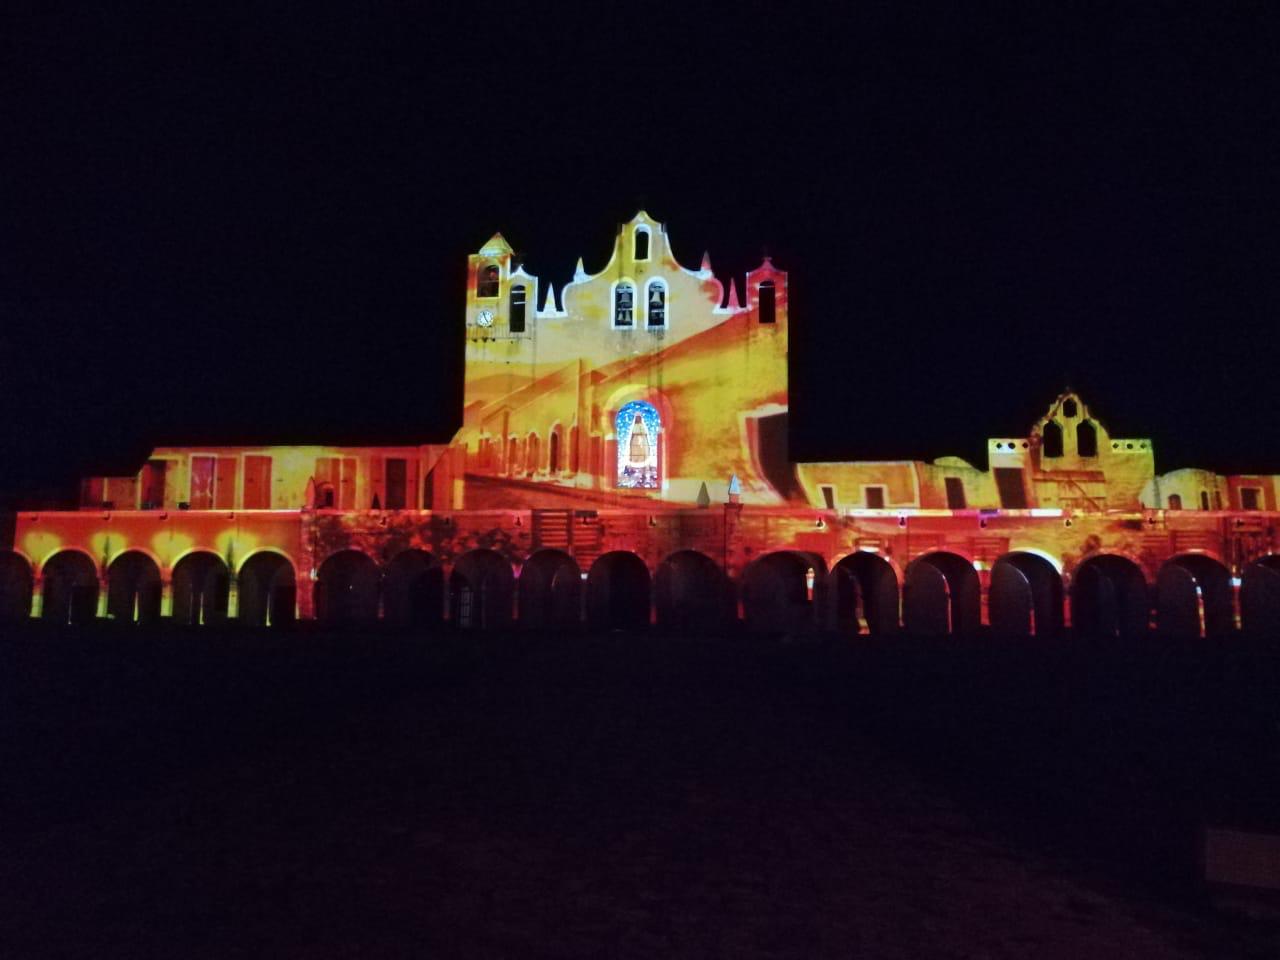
[0,625,1277,958]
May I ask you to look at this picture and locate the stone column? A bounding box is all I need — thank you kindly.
[160,577,174,618]
[96,577,109,619]
[29,577,42,619]
[227,573,239,619]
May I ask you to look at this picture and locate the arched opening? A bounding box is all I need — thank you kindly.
[655,550,731,633]
[1070,554,1149,640]
[742,551,822,633]
[903,552,981,636]
[645,279,666,327]
[41,551,98,625]
[477,264,499,298]
[587,551,651,630]
[829,552,899,635]
[1167,493,1182,510]
[171,552,230,625]
[0,552,33,623]
[634,226,650,261]
[509,284,527,333]
[1241,555,1280,637]
[989,553,1063,637]
[1041,420,1064,458]
[450,549,514,630]
[616,400,660,490]
[757,280,776,324]
[614,281,635,326]
[518,549,582,628]
[526,433,540,476]
[1156,554,1233,638]
[238,552,296,627]
[548,429,561,474]
[107,551,162,624]
[1077,420,1098,457]
[383,549,444,627]
[316,550,380,625]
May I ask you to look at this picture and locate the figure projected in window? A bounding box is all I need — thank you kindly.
[616,400,660,489]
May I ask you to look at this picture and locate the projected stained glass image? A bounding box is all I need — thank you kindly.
[616,400,660,489]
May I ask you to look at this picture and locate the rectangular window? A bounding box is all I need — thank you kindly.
[385,458,407,510]
[994,467,1028,509]
[1200,490,1211,511]
[141,459,168,509]
[1241,487,1262,511]
[243,455,273,509]
[214,457,238,509]
[864,486,886,509]
[945,477,967,509]
[189,456,215,509]
[820,485,836,510]
[758,281,776,324]
[509,286,526,333]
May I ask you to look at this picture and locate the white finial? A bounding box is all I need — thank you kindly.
[699,251,712,275]
[574,257,588,282]
[541,282,556,313]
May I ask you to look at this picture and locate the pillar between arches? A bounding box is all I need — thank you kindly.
[30,577,42,619]
[96,577,109,619]
[227,574,239,619]
[160,577,174,618]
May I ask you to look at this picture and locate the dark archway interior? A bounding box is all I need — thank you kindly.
[107,551,162,624]
[171,552,230,625]
[1070,555,1149,639]
[0,552,33,623]
[450,549,514,630]
[1241,555,1280,636]
[989,553,1063,637]
[41,551,99,625]
[830,552,899,635]
[742,551,815,633]
[383,549,443,627]
[238,552,297,627]
[904,552,981,636]
[587,551,651,630]
[1157,554,1233,637]
[518,550,582,629]
[316,549,380,624]
[655,550,730,632]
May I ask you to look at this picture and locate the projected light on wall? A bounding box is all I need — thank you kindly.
[616,401,660,489]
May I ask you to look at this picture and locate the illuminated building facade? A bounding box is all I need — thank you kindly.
[4,212,1280,637]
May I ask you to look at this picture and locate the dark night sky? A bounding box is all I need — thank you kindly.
[3,5,1280,504]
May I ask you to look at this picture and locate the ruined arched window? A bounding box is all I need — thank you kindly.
[477,264,500,298]
[1042,420,1064,458]
[614,282,635,327]
[509,284,526,332]
[616,400,660,490]
[1076,420,1097,457]
[645,280,666,327]
[1167,493,1182,510]
[758,280,776,324]
[549,429,561,474]
[634,227,650,261]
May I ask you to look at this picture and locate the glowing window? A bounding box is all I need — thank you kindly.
[477,264,499,298]
[616,400,660,489]
[634,228,650,261]
[646,280,666,327]
[509,285,526,332]
[614,283,635,327]
[758,280,776,324]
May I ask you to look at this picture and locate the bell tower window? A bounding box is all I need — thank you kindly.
[1076,420,1098,457]
[614,282,635,327]
[758,280,776,324]
[646,280,666,327]
[477,264,499,299]
[634,227,650,261]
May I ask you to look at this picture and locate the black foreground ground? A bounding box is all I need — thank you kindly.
[1,626,1279,959]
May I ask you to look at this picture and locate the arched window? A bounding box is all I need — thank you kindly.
[526,432,540,476]
[1076,420,1098,457]
[509,284,526,332]
[477,264,500,298]
[1062,397,1078,418]
[1042,420,1064,458]
[645,280,666,327]
[1167,493,1182,510]
[634,227,650,261]
[614,282,635,327]
[1200,490,1210,511]
[616,400,660,490]
[758,280,776,324]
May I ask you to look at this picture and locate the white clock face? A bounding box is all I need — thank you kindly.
[476,309,494,328]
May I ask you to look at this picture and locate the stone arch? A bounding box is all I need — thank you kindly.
[518,549,582,628]
[742,551,824,633]
[171,551,230,625]
[1156,553,1233,638]
[1241,554,1280,638]
[903,551,981,636]
[450,548,515,630]
[587,551,651,630]
[654,550,732,632]
[1070,554,1150,640]
[316,549,381,625]
[40,550,99,625]
[989,552,1064,637]
[237,551,297,627]
[0,551,33,623]
[829,551,900,635]
[106,550,162,624]
[383,549,444,627]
